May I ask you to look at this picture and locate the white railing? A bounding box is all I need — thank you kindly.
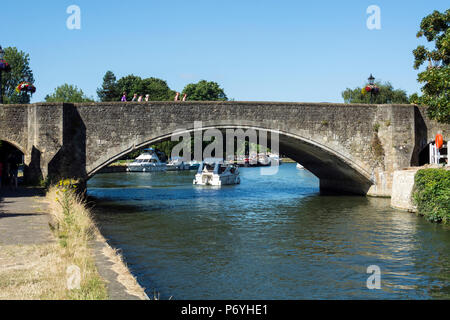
[429,143,448,164]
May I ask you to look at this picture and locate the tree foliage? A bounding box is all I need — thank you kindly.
[97,71,175,101]
[341,81,409,104]
[1,47,35,104]
[413,169,450,224]
[97,71,119,102]
[45,84,93,103]
[182,80,228,101]
[412,9,450,123]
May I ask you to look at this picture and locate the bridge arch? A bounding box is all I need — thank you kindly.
[87,125,374,195]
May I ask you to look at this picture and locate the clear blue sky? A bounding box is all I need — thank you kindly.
[1,0,448,103]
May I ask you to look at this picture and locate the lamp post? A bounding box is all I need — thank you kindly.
[367,74,378,104]
[0,45,4,104]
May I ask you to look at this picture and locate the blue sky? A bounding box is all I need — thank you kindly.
[1,0,448,103]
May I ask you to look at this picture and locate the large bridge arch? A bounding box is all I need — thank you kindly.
[87,125,374,195]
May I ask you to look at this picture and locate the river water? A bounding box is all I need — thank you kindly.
[87,163,450,299]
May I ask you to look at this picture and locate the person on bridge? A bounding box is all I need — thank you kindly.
[174,92,180,101]
[145,94,150,102]
[138,95,143,102]
[131,93,138,102]
[182,93,187,101]
[121,92,127,102]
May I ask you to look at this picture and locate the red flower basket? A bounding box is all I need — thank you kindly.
[15,82,36,94]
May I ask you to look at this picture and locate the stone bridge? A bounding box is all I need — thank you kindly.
[1,101,448,196]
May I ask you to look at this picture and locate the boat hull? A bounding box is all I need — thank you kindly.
[127,165,166,172]
[193,173,240,186]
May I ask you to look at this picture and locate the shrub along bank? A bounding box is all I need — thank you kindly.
[413,168,450,224]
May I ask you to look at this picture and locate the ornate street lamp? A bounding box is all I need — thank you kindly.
[0,45,12,104]
[362,74,379,104]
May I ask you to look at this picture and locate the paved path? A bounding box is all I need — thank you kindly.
[0,188,53,246]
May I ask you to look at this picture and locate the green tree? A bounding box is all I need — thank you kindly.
[413,9,450,123]
[45,84,93,103]
[341,81,409,104]
[97,71,119,102]
[116,74,142,100]
[141,77,176,101]
[114,75,175,101]
[182,80,228,101]
[1,47,35,104]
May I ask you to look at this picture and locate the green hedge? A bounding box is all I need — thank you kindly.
[413,169,450,224]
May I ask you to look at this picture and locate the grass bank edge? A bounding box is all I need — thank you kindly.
[46,180,148,300]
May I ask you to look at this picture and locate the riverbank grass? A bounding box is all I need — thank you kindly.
[47,180,108,299]
[413,168,450,224]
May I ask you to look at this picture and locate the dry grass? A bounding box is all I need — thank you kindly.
[46,184,108,300]
[48,182,148,300]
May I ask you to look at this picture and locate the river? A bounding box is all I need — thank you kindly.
[87,163,450,299]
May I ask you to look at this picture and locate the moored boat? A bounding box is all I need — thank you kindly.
[193,160,240,186]
[166,157,190,171]
[127,148,167,172]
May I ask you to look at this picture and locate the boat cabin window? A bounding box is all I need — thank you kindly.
[203,163,215,172]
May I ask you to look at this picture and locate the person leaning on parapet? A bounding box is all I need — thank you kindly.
[131,93,138,102]
[121,92,127,102]
[174,92,180,101]
[182,93,187,101]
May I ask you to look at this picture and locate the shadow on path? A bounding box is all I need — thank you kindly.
[0,187,53,245]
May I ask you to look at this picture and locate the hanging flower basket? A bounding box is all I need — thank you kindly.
[15,82,36,94]
[364,84,379,93]
[0,59,11,72]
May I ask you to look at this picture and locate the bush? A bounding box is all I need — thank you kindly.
[413,169,450,224]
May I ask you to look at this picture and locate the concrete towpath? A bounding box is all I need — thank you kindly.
[0,188,52,246]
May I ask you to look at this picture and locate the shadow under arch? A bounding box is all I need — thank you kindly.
[87,125,374,195]
[0,140,26,185]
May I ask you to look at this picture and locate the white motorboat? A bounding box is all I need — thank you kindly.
[257,153,271,166]
[296,163,305,170]
[127,148,167,172]
[166,157,190,171]
[193,160,240,186]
